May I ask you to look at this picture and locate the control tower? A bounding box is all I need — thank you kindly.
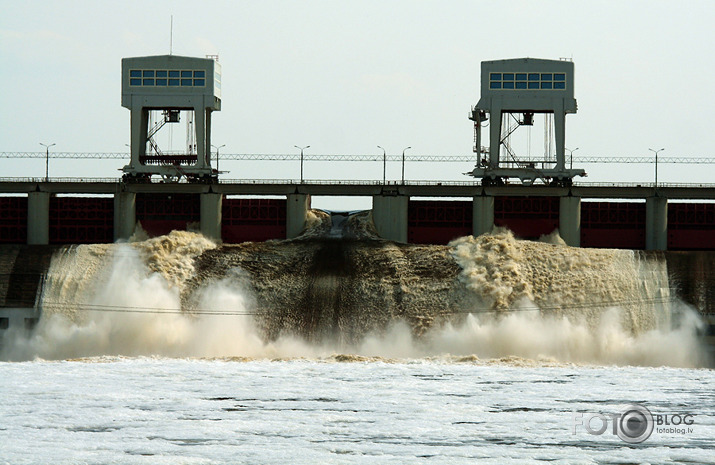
[468,58,585,186]
[121,54,221,182]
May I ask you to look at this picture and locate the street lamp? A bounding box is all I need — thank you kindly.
[377,145,386,184]
[401,146,411,184]
[212,144,225,173]
[649,147,665,186]
[39,142,56,182]
[566,147,579,169]
[294,145,310,183]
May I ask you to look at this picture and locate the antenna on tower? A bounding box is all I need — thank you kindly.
[169,15,173,55]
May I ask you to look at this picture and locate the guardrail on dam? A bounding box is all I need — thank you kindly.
[0,178,714,250]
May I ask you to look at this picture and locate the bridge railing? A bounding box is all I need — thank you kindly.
[2,152,715,164]
[2,177,715,189]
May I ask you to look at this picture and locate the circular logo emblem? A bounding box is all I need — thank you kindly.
[617,404,654,444]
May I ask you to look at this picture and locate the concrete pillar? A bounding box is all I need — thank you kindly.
[287,193,310,239]
[646,197,668,251]
[472,196,494,237]
[553,100,566,172]
[559,196,581,247]
[130,107,149,167]
[113,191,136,242]
[27,192,50,245]
[488,107,502,168]
[372,195,408,243]
[200,193,223,241]
[194,105,208,170]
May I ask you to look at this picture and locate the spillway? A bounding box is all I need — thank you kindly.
[0,211,711,365]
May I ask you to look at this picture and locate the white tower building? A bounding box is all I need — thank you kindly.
[121,54,221,182]
[468,58,585,186]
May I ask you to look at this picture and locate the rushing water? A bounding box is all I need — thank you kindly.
[0,213,712,462]
[1,212,707,366]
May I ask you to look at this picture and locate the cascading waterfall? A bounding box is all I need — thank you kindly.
[0,212,706,366]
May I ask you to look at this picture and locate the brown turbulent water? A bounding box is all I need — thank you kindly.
[2,210,711,366]
[174,211,671,343]
[183,212,472,343]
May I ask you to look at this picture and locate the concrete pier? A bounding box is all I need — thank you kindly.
[472,196,495,237]
[287,193,310,239]
[372,195,408,243]
[113,191,136,241]
[646,196,668,251]
[200,193,223,241]
[27,192,50,245]
[559,196,581,247]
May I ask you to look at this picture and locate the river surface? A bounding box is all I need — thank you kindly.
[1,357,713,464]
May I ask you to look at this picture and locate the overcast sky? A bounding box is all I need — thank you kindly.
[1,1,714,208]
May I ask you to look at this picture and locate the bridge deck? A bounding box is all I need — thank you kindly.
[1,179,715,199]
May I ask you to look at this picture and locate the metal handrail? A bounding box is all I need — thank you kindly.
[1,177,715,189]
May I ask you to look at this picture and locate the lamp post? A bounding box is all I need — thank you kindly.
[294,145,310,183]
[377,145,386,184]
[566,147,579,170]
[649,147,664,186]
[401,146,411,184]
[39,142,56,182]
[212,144,225,173]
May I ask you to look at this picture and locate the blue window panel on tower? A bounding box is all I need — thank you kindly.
[516,82,527,89]
[143,78,154,86]
[490,73,501,81]
[194,70,205,78]
[528,82,539,89]
[156,70,167,78]
[503,73,514,80]
[503,81,515,89]
[156,78,167,86]
[169,70,180,78]
[181,79,192,86]
[194,79,205,86]
[169,79,180,86]
[490,82,502,89]
[516,73,527,81]
[130,78,141,86]
[528,73,539,81]
[130,70,141,78]
[181,70,192,78]
[554,81,566,89]
[541,82,553,89]
[541,73,552,81]
[554,73,565,81]
[143,70,154,78]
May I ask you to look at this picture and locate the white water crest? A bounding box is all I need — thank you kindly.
[450,229,672,332]
[0,228,708,367]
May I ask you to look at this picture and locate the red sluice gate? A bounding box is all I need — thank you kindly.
[668,203,715,250]
[135,193,201,238]
[1,194,714,249]
[222,198,287,243]
[580,202,646,249]
[408,200,472,244]
[494,196,559,239]
[0,197,28,244]
[49,197,114,244]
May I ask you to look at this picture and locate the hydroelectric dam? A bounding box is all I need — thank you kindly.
[0,177,714,356]
[1,55,713,361]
